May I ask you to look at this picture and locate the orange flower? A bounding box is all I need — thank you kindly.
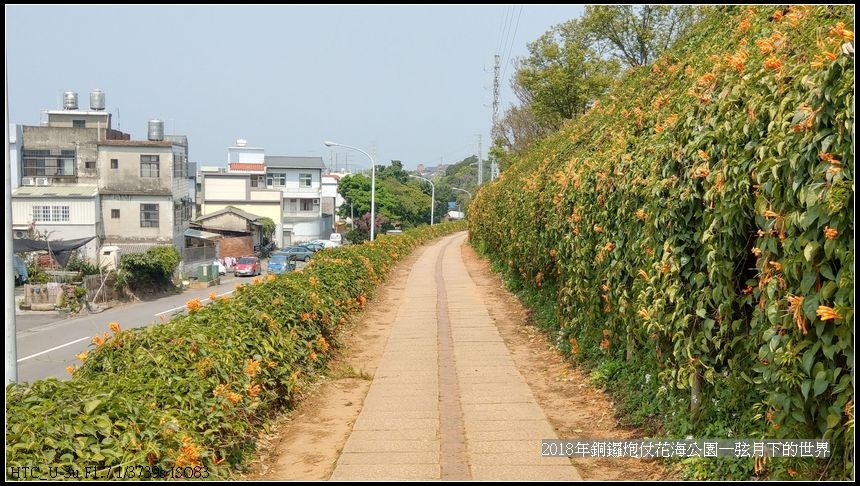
[752,247,762,257]
[696,73,715,87]
[697,150,709,161]
[816,306,841,321]
[635,209,647,221]
[830,22,854,41]
[246,384,262,398]
[763,210,781,219]
[76,351,88,362]
[175,437,202,468]
[301,312,312,321]
[252,276,263,285]
[819,152,840,163]
[309,276,319,287]
[159,314,166,322]
[604,242,615,252]
[266,273,276,282]
[208,291,218,301]
[755,38,774,55]
[768,261,783,271]
[108,321,121,334]
[772,10,783,21]
[227,392,242,404]
[824,226,838,239]
[267,360,277,368]
[66,365,76,375]
[235,283,243,290]
[569,337,580,355]
[599,338,610,350]
[186,298,202,312]
[742,285,754,295]
[763,56,782,70]
[358,295,367,307]
[244,359,261,377]
[788,469,797,477]
[738,18,751,33]
[213,383,228,397]
[661,262,670,274]
[92,334,105,346]
[317,336,330,352]
[787,295,807,335]
[593,225,604,233]
[310,351,318,361]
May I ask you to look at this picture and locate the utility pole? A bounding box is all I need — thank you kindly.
[476,134,483,186]
[491,53,501,180]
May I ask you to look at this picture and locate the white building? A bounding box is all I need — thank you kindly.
[12,185,101,261]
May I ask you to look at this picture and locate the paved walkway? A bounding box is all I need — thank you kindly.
[330,233,581,480]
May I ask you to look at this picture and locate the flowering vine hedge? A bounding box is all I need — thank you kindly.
[6,222,465,479]
[470,6,852,479]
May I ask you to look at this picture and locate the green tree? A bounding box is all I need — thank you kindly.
[582,5,702,67]
[515,18,620,130]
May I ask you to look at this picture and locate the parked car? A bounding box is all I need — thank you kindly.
[329,233,343,245]
[279,245,314,262]
[234,256,262,277]
[309,239,339,249]
[300,242,325,253]
[267,252,297,275]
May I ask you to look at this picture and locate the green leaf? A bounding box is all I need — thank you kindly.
[804,242,820,263]
[801,379,812,400]
[813,371,828,397]
[802,344,820,375]
[826,413,841,428]
[820,264,835,280]
[83,399,103,415]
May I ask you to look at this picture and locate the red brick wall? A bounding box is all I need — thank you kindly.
[219,236,253,258]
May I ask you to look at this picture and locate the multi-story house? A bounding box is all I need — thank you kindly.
[264,155,329,245]
[11,90,194,262]
[12,90,130,261]
[97,124,194,253]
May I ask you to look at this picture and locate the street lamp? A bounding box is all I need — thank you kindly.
[451,187,472,198]
[450,187,472,218]
[408,174,435,226]
[324,141,376,241]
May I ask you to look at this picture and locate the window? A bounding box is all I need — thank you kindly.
[300,198,318,211]
[32,205,70,222]
[72,120,86,128]
[111,209,120,219]
[85,160,96,169]
[266,173,286,186]
[140,155,160,178]
[110,158,118,169]
[250,175,264,188]
[299,173,312,187]
[22,149,76,177]
[140,203,159,227]
[172,152,187,177]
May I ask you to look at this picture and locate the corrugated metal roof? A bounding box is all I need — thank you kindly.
[13,185,98,198]
[264,156,326,169]
[184,228,223,240]
[98,140,174,147]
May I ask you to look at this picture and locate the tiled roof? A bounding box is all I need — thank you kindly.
[229,163,265,172]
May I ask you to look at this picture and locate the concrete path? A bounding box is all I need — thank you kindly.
[330,233,581,480]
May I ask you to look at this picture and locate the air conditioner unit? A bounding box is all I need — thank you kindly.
[21,177,35,186]
[313,198,320,205]
[35,177,52,186]
[14,230,27,239]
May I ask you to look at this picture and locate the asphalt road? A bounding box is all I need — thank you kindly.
[13,265,302,383]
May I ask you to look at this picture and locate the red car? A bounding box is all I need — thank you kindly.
[233,256,261,277]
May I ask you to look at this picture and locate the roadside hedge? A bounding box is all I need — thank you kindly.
[470,6,853,480]
[6,221,466,480]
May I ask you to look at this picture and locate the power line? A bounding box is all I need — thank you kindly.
[500,6,523,84]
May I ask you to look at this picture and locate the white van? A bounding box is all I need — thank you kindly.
[329,233,343,245]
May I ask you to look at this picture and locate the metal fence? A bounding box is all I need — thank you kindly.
[183,245,217,263]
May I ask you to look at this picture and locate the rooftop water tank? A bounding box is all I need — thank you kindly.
[148,119,164,141]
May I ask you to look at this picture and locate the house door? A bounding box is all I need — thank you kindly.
[282,229,292,246]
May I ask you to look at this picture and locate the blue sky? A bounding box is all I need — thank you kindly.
[6,5,584,170]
